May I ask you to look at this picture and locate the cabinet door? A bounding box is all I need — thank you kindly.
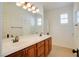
[37,45,44,57]
[27,44,36,57]
[44,39,49,56]
[37,41,45,57]
[22,48,28,57]
[48,37,52,52]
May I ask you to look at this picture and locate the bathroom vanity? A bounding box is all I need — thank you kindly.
[2,35,52,57]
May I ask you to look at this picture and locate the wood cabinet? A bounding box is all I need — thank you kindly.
[22,48,28,57]
[44,39,49,56]
[48,37,52,52]
[6,45,36,57]
[37,41,44,57]
[6,37,52,57]
[6,50,23,57]
[27,45,36,57]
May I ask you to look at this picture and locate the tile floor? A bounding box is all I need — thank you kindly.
[48,45,77,57]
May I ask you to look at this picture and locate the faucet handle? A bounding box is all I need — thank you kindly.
[15,36,19,41]
[11,35,14,37]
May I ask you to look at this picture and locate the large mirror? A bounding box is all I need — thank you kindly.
[2,2,43,39]
[31,13,43,34]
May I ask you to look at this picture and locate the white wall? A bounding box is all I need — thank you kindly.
[0,3,3,56]
[44,10,50,34]
[44,6,74,48]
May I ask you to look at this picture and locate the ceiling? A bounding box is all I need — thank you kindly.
[41,2,73,11]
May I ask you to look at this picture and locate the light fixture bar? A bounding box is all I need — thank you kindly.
[16,2,39,13]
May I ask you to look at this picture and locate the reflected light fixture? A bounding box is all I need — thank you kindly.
[36,8,39,12]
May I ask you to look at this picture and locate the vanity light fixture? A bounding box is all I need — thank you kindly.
[16,2,22,7]
[20,2,25,4]
[16,2,39,13]
[23,5,28,9]
[32,8,39,13]
[16,2,25,7]
[31,6,36,10]
[28,7,32,11]
[32,10,37,13]
[26,3,31,8]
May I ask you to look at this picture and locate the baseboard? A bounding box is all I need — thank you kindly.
[53,43,74,49]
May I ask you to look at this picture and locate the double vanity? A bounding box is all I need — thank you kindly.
[2,35,52,57]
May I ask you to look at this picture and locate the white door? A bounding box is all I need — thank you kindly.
[51,13,74,48]
[73,3,79,49]
[74,11,79,49]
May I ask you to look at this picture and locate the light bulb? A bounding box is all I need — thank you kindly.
[32,10,36,13]
[31,6,36,10]
[36,8,39,12]
[23,5,27,9]
[16,2,22,7]
[28,8,32,11]
[27,3,31,8]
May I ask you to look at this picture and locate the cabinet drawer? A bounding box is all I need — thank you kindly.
[37,41,44,48]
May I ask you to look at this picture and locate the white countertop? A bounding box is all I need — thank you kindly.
[1,34,51,56]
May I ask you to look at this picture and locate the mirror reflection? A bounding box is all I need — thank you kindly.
[3,2,43,39]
